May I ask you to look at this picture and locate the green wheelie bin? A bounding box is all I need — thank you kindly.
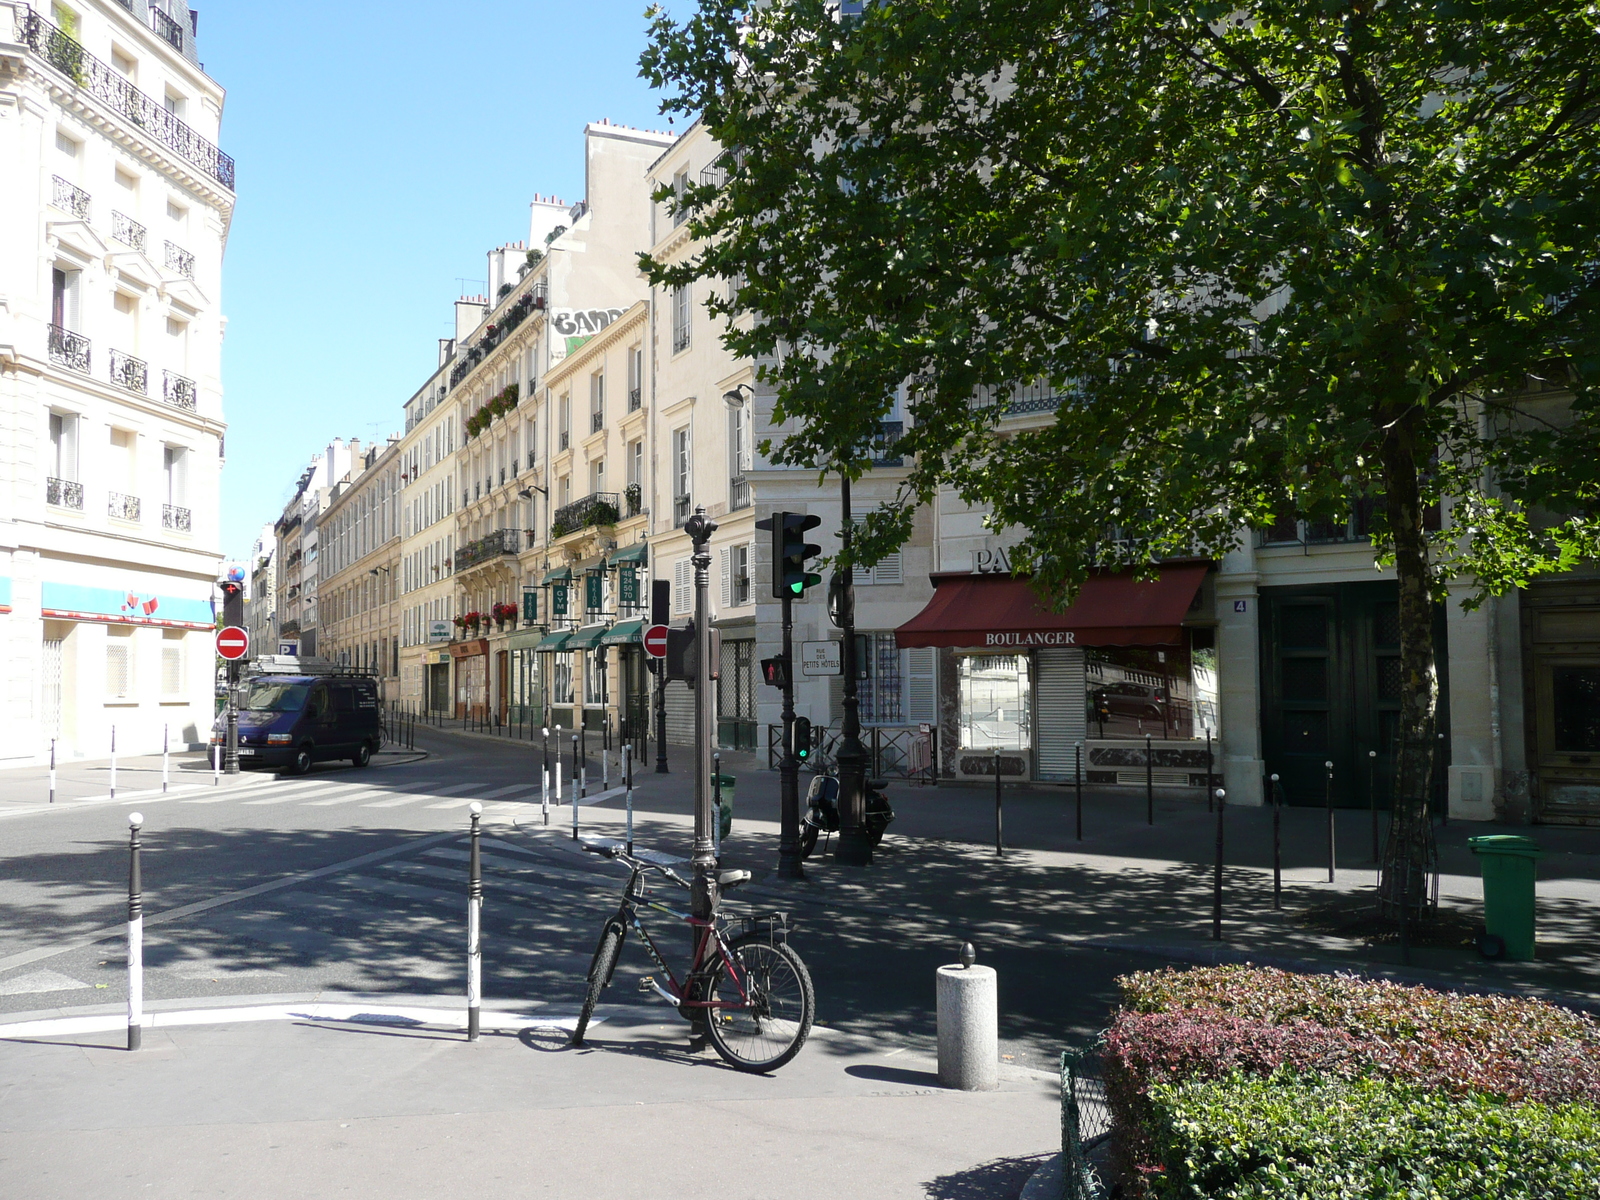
[713,773,735,842]
[1468,835,1542,961]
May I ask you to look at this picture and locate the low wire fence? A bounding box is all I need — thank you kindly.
[1061,1039,1113,1200]
[765,723,936,782]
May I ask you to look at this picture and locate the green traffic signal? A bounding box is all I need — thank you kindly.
[763,511,824,599]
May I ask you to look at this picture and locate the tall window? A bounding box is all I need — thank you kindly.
[589,370,605,433]
[106,633,133,699]
[671,284,691,353]
[628,346,643,410]
[161,634,184,696]
[592,459,605,495]
[553,652,573,704]
[163,445,188,506]
[585,650,607,706]
[673,426,691,523]
[671,170,689,227]
[49,412,78,481]
[559,393,571,450]
[722,543,751,608]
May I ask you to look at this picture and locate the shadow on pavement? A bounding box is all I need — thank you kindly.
[921,1153,1053,1199]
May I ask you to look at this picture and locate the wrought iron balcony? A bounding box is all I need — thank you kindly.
[162,503,192,532]
[280,620,301,636]
[111,209,147,252]
[628,386,642,412]
[591,409,605,434]
[729,475,751,511]
[46,477,83,509]
[551,492,620,539]
[454,528,522,571]
[672,325,690,354]
[870,420,904,467]
[673,493,692,527]
[163,370,196,410]
[109,349,147,394]
[51,175,90,219]
[150,6,184,51]
[48,324,90,373]
[165,240,195,279]
[108,491,142,522]
[559,429,570,451]
[624,482,643,517]
[14,9,235,190]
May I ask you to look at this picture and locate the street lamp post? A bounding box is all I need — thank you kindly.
[684,506,721,921]
[834,475,873,865]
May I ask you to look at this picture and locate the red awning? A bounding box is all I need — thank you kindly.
[894,564,1209,650]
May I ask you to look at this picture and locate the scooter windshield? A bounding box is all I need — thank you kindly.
[805,775,840,804]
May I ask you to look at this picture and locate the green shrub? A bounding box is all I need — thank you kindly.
[1146,1074,1599,1199]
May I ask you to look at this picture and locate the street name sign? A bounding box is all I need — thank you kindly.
[801,640,842,676]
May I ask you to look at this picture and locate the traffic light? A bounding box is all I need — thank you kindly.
[761,656,790,689]
[219,578,244,627]
[765,511,822,599]
[791,716,812,763]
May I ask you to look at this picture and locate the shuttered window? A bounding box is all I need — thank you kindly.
[673,558,692,614]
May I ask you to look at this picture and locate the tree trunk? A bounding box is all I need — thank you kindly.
[1377,409,1438,917]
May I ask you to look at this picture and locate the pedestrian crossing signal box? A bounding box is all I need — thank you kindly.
[761,656,790,689]
[665,624,720,688]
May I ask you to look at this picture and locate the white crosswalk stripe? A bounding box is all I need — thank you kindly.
[361,782,475,808]
[300,786,384,807]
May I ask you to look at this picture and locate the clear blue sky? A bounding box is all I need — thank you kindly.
[205,1,676,561]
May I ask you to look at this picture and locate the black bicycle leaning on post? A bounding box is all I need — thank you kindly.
[571,838,815,1072]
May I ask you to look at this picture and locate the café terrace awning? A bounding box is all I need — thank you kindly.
[894,563,1209,650]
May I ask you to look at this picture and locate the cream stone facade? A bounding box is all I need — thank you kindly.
[0,0,232,763]
[316,439,402,694]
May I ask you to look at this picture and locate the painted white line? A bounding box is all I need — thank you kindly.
[425,798,485,810]
[363,782,475,808]
[302,788,388,807]
[0,830,459,975]
[478,784,536,799]
[0,1002,588,1040]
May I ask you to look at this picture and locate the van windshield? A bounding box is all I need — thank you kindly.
[244,682,310,713]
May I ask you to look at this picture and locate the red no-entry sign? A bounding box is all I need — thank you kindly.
[216,625,250,661]
[642,624,669,659]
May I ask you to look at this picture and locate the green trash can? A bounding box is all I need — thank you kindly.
[1469,835,1543,961]
[713,774,735,842]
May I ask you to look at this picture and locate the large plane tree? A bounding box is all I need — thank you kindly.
[641,0,1600,911]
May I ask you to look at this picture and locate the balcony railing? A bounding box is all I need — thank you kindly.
[591,409,605,434]
[150,5,184,51]
[46,477,83,509]
[454,528,522,571]
[164,240,195,279]
[51,174,90,219]
[551,492,620,539]
[624,482,643,517]
[108,491,142,522]
[280,620,301,637]
[162,370,197,410]
[628,386,642,412]
[111,210,146,251]
[730,475,751,511]
[109,349,147,394]
[162,503,192,532]
[48,324,90,373]
[870,420,904,467]
[674,493,692,527]
[15,9,235,190]
[559,429,570,451]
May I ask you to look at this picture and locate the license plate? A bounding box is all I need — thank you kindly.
[237,747,256,756]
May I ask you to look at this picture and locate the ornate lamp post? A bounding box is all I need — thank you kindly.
[683,506,721,919]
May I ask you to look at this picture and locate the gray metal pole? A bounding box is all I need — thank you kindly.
[126,812,144,1051]
[48,738,55,805]
[542,726,550,827]
[684,507,720,922]
[1145,733,1153,825]
[834,475,872,864]
[467,802,482,1041]
[624,741,634,855]
[110,725,117,802]
[778,589,803,877]
[713,751,722,862]
[1270,772,1282,909]
[993,746,1003,857]
[572,733,580,840]
[162,724,169,794]
[1368,748,1380,863]
[225,660,240,774]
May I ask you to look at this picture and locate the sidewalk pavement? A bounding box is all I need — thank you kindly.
[0,995,1058,1200]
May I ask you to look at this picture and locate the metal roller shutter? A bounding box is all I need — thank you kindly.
[1035,647,1086,781]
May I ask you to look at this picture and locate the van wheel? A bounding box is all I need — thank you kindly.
[352,743,372,768]
[289,746,313,776]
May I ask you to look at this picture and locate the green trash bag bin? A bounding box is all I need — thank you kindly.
[1468,834,1543,961]
[713,774,735,842]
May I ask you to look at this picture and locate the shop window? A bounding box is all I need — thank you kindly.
[553,652,573,705]
[585,650,607,706]
[958,654,1031,750]
[1085,640,1218,740]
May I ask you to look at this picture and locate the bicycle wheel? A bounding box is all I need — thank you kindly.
[572,922,623,1046]
[704,933,815,1072]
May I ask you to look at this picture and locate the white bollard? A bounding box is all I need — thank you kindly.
[936,944,998,1091]
[624,742,634,854]
[127,812,144,1051]
[48,738,56,805]
[110,725,117,801]
[467,803,482,1042]
[542,726,551,827]
[162,724,170,794]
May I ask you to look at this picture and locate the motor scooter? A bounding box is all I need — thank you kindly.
[799,773,894,860]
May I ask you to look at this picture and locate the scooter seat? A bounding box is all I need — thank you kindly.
[869,778,889,791]
[718,869,752,890]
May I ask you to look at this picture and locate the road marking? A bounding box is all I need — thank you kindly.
[0,968,93,996]
[479,784,537,799]
[425,797,486,810]
[0,830,458,975]
[363,782,475,808]
[301,788,388,807]
[0,1002,578,1041]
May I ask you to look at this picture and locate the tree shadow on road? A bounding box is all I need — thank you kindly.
[921,1153,1052,1199]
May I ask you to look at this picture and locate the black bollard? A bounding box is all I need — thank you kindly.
[1270,773,1283,910]
[1145,734,1154,826]
[1368,748,1379,862]
[1324,759,1336,883]
[467,802,482,1041]
[994,749,1003,856]
[1074,742,1083,842]
[1212,788,1225,940]
[127,812,144,1051]
[1206,730,1213,812]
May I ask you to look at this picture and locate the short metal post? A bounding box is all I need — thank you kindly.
[1324,759,1336,883]
[1212,788,1225,941]
[127,812,144,1051]
[162,725,170,794]
[212,737,220,786]
[554,724,563,826]
[624,742,634,855]
[1270,773,1282,910]
[1145,734,1153,825]
[1205,730,1213,812]
[572,733,580,840]
[993,748,1003,857]
[713,751,723,862]
[1368,748,1380,863]
[1074,742,1083,841]
[48,738,56,805]
[541,726,550,827]
[603,719,610,791]
[467,802,482,1042]
[110,726,117,802]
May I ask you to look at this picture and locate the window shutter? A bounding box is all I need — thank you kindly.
[828,675,844,725]
[673,558,692,614]
[161,645,182,696]
[906,647,936,723]
[873,552,903,585]
[720,546,731,609]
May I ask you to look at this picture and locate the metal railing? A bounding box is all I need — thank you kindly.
[591,409,605,434]
[149,6,184,51]
[628,386,642,411]
[730,475,751,510]
[766,723,936,780]
[162,503,192,532]
[870,420,904,467]
[108,492,142,522]
[551,492,620,539]
[51,174,90,219]
[109,349,147,394]
[112,210,146,251]
[14,8,235,190]
[163,370,196,410]
[1060,1042,1113,1200]
[46,477,83,509]
[673,493,691,527]
[559,429,570,451]
[48,323,90,373]
[624,482,643,517]
[164,240,195,279]
[454,528,521,571]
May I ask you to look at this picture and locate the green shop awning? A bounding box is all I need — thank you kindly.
[542,566,572,586]
[602,619,643,646]
[607,542,648,567]
[534,630,572,652]
[567,624,608,651]
[506,627,548,651]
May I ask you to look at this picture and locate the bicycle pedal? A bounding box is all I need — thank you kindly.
[637,975,655,994]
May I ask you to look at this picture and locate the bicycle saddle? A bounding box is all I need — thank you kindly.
[718,869,752,891]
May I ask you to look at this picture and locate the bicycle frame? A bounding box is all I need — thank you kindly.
[609,865,753,1012]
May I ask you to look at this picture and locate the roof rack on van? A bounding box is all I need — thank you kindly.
[247,654,344,677]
